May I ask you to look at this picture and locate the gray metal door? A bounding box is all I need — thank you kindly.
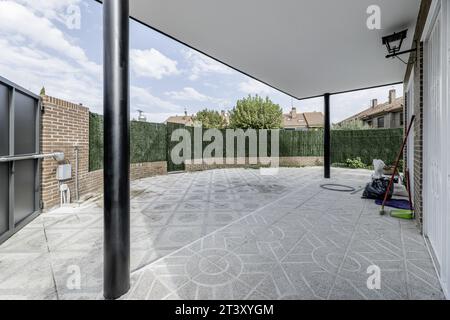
[0,76,41,244]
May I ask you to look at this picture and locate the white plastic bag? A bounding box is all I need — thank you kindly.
[372,159,386,180]
[393,183,409,197]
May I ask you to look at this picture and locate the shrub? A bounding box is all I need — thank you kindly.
[229,95,283,129]
[345,157,366,169]
[193,109,227,129]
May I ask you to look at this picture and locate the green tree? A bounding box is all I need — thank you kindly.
[229,95,283,129]
[193,109,227,129]
[333,120,370,130]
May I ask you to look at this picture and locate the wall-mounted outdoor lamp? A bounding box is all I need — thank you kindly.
[382,29,416,64]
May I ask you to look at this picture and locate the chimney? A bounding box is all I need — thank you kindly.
[389,89,396,104]
[290,107,297,118]
[137,110,147,122]
[371,99,378,108]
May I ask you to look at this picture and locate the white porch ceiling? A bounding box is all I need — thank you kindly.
[121,0,421,99]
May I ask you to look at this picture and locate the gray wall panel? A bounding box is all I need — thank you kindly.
[14,92,36,155]
[14,160,35,225]
[0,84,8,156]
[0,163,8,236]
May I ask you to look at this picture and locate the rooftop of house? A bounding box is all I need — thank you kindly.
[341,89,404,123]
[165,110,230,127]
[283,108,324,128]
[303,111,325,128]
[165,111,194,126]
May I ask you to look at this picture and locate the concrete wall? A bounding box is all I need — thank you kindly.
[40,96,167,210]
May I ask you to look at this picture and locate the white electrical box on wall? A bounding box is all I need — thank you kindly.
[56,164,72,181]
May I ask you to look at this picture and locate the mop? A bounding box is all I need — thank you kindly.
[380,115,415,216]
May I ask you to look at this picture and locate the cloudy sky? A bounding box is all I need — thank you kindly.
[0,0,403,123]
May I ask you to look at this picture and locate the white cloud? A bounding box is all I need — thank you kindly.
[166,87,207,101]
[15,0,81,17]
[0,1,100,75]
[184,49,233,80]
[13,0,82,27]
[131,86,183,113]
[130,48,179,79]
[165,87,229,106]
[238,79,276,96]
[0,38,102,113]
[0,2,102,112]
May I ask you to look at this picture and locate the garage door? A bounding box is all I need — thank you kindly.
[0,76,41,244]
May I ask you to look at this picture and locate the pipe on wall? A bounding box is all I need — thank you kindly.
[0,152,64,162]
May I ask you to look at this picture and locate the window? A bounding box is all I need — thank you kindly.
[377,117,385,128]
[367,120,372,128]
[400,112,404,126]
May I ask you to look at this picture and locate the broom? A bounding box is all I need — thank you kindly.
[380,115,415,215]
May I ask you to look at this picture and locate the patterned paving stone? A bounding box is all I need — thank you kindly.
[127,169,444,300]
[156,226,204,249]
[0,168,445,299]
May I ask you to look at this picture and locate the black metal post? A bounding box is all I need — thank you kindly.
[324,93,331,179]
[103,0,130,300]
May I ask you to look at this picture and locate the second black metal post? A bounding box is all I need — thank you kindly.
[103,0,130,300]
[324,93,331,179]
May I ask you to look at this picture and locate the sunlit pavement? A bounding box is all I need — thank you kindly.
[0,168,444,300]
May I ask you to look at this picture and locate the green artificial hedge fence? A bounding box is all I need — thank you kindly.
[279,130,324,157]
[90,112,403,172]
[89,113,167,171]
[165,127,401,166]
[89,113,103,171]
[331,128,403,166]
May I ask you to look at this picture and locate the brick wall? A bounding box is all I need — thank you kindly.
[80,162,167,197]
[40,96,90,209]
[40,96,167,210]
[280,157,323,167]
[413,44,425,230]
[403,0,431,231]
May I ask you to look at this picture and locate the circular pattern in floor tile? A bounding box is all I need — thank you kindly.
[249,225,284,241]
[186,249,243,286]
